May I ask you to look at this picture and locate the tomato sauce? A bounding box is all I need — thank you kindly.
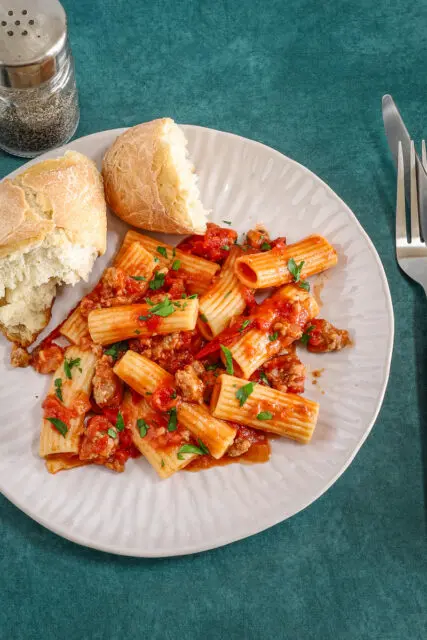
[150,385,177,412]
[138,313,162,332]
[177,223,238,263]
[42,395,78,428]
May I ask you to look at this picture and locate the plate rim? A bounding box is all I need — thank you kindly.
[0,124,394,557]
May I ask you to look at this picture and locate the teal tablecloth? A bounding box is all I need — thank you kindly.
[1,1,426,638]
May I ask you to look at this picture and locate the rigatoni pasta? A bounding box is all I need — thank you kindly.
[34,220,348,479]
[177,402,236,459]
[87,298,199,345]
[198,246,248,339]
[39,346,97,458]
[210,374,319,443]
[114,351,174,396]
[234,235,338,288]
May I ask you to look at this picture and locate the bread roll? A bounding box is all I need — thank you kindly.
[102,118,209,234]
[0,151,106,347]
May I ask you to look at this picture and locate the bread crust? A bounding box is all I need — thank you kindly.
[0,151,107,259]
[102,119,206,234]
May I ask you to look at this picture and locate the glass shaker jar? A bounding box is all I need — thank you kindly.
[0,0,79,157]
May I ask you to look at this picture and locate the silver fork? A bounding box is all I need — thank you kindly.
[396,140,427,294]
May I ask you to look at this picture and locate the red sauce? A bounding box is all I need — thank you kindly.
[150,385,177,412]
[195,317,254,359]
[102,407,119,424]
[42,395,77,428]
[138,313,162,332]
[271,236,287,250]
[177,223,238,263]
[114,427,141,465]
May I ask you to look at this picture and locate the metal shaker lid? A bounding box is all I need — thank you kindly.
[0,0,68,88]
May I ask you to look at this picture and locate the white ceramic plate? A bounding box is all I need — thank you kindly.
[0,126,393,557]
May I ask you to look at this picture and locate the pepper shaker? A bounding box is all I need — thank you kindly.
[0,0,79,157]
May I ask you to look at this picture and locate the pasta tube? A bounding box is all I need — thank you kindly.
[234,235,338,288]
[210,374,319,443]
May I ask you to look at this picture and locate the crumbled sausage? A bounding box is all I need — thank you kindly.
[246,226,271,250]
[306,319,351,353]
[79,416,118,462]
[263,351,306,394]
[175,364,205,403]
[92,355,123,408]
[10,344,30,368]
[31,344,65,374]
[227,437,251,457]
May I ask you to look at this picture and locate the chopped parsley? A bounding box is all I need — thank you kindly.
[220,345,234,375]
[137,418,149,438]
[268,332,278,341]
[131,275,147,281]
[177,439,210,459]
[46,417,68,437]
[235,382,254,406]
[167,407,177,432]
[221,245,230,251]
[161,459,165,468]
[259,371,270,386]
[205,362,219,371]
[188,294,198,299]
[299,280,310,292]
[115,412,125,432]
[257,411,273,420]
[157,246,168,258]
[107,428,117,439]
[150,298,175,317]
[63,357,81,380]
[172,247,176,257]
[287,257,304,283]
[172,259,181,271]
[260,242,272,251]
[149,272,166,290]
[222,220,232,225]
[200,313,208,323]
[181,293,187,299]
[104,340,129,361]
[239,319,250,333]
[134,330,141,335]
[300,325,315,345]
[154,257,159,263]
[54,378,63,402]
[224,291,231,298]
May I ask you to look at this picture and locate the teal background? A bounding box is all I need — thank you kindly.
[1,0,426,638]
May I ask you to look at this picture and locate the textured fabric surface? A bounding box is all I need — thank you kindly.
[1,0,426,638]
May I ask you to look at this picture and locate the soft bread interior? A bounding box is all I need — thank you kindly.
[0,229,97,346]
[156,120,209,233]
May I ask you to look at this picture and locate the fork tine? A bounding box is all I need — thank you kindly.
[396,141,407,244]
[422,139,427,171]
[410,140,421,242]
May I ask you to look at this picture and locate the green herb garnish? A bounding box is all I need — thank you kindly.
[205,363,219,371]
[239,319,250,333]
[220,345,234,375]
[188,294,198,299]
[46,417,68,437]
[235,382,254,406]
[221,245,230,251]
[177,439,210,459]
[54,378,63,402]
[131,275,147,281]
[268,332,278,341]
[222,220,232,225]
[260,242,271,251]
[259,371,270,386]
[257,411,273,420]
[150,298,175,317]
[115,412,125,432]
[299,280,310,292]
[149,272,166,290]
[107,428,117,439]
[161,459,165,468]
[167,407,177,432]
[104,341,128,361]
[200,313,208,323]
[137,418,149,438]
[157,246,168,258]
[287,257,304,283]
[300,325,315,345]
[172,259,181,271]
[172,247,176,257]
[64,357,81,380]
